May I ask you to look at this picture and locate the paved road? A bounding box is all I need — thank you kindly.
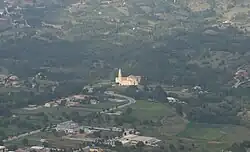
[4,91,136,142]
[232,79,250,88]
[3,129,41,142]
[102,91,136,112]
[80,125,122,132]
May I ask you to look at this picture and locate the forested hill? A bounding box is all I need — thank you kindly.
[1,0,250,90]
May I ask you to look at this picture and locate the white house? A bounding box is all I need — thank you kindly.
[119,134,161,146]
[0,146,6,152]
[55,121,79,134]
[44,102,52,107]
[167,97,178,103]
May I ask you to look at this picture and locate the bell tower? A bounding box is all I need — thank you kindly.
[115,68,122,84]
[118,68,122,78]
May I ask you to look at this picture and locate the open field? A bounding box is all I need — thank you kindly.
[130,100,176,120]
[178,123,225,141]
[13,106,98,115]
[128,100,188,137]
[178,122,250,143]
[173,122,250,152]
[6,131,84,148]
[127,101,250,152]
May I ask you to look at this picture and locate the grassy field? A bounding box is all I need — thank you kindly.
[173,122,250,152]
[178,122,250,142]
[127,101,250,152]
[130,100,175,120]
[6,131,84,148]
[178,123,225,141]
[14,106,97,115]
[128,100,188,137]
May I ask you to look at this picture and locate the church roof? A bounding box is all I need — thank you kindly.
[128,75,141,78]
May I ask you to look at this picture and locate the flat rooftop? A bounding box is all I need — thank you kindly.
[0,146,6,149]
[56,121,79,129]
[30,146,44,150]
[120,134,161,143]
[132,136,161,143]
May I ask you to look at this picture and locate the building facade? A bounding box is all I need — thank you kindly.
[115,69,141,86]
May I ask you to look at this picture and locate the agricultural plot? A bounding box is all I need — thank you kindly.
[178,123,250,143]
[130,100,175,120]
[128,100,188,137]
[6,131,83,148]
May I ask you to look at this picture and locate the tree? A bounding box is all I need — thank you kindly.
[175,104,183,116]
[143,84,150,92]
[115,141,123,146]
[79,129,85,134]
[125,86,139,98]
[60,99,67,106]
[93,131,101,138]
[43,114,49,123]
[42,141,49,147]
[22,138,29,146]
[227,143,246,152]
[125,107,133,115]
[70,111,80,122]
[179,144,185,151]
[0,140,3,146]
[0,130,5,138]
[152,86,167,102]
[242,140,250,148]
[62,112,69,119]
[136,141,145,147]
[169,144,177,152]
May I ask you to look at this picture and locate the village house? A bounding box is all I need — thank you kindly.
[55,121,79,134]
[119,134,161,146]
[0,146,6,152]
[167,97,178,103]
[44,101,58,108]
[30,146,50,152]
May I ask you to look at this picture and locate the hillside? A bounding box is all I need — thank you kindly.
[1,0,250,92]
[2,0,250,152]
[1,0,250,88]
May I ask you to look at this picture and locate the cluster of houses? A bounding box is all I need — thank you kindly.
[180,85,209,95]
[54,121,161,147]
[22,94,99,111]
[44,94,99,108]
[0,145,104,152]
[0,74,21,87]
[0,0,34,31]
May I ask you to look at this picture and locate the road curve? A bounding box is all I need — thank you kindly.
[103,91,136,111]
[232,79,250,88]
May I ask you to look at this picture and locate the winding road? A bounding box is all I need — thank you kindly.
[4,91,136,143]
[232,79,250,88]
[102,91,136,112]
